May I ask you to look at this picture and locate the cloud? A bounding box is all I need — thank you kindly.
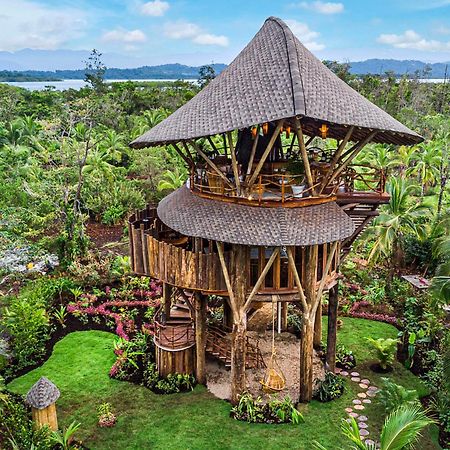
[101,28,147,43]
[435,25,450,35]
[0,0,86,51]
[297,1,344,14]
[140,0,169,17]
[164,21,229,46]
[377,29,450,51]
[284,20,325,50]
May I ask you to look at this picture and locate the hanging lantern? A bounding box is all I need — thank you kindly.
[262,122,269,135]
[251,126,258,139]
[320,124,329,139]
[284,126,291,138]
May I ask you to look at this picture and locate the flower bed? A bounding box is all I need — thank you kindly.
[348,301,398,327]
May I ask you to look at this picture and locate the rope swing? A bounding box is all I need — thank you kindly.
[260,297,286,393]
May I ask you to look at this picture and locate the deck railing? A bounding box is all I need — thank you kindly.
[154,318,195,351]
[190,163,386,205]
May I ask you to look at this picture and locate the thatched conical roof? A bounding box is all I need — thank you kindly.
[26,377,60,409]
[131,17,422,148]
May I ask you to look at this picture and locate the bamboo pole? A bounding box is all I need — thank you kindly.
[227,131,241,194]
[216,242,239,318]
[327,131,377,187]
[243,247,280,311]
[294,118,315,194]
[188,140,234,189]
[319,126,354,193]
[172,142,194,167]
[286,247,308,313]
[247,120,284,188]
[245,126,260,180]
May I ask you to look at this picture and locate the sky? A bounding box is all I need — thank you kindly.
[0,0,449,67]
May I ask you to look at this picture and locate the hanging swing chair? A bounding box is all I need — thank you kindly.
[260,299,286,393]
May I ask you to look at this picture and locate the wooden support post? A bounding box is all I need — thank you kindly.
[314,300,322,349]
[227,131,241,194]
[163,282,172,320]
[246,126,260,181]
[32,404,58,431]
[172,142,194,167]
[294,118,315,194]
[281,301,288,331]
[326,281,339,373]
[299,244,318,403]
[195,293,207,384]
[247,120,284,189]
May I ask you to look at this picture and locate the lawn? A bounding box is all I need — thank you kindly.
[8,318,441,450]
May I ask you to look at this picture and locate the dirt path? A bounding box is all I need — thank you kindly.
[206,331,325,402]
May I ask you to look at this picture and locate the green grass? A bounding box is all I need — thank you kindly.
[8,319,441,450]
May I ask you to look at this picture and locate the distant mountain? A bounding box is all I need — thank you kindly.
[348,59,449,78]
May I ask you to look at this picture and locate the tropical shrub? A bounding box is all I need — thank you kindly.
[231,392,303,424]
[366,337,398,371]
[313,372,345,402]
[335,344,356,370]
[50,421,82,450]
[142,362,195,394]
[378,377,419,413]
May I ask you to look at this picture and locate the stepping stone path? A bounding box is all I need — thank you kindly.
[365,439,375,446]
[341,369,379,442]
[335,367,342,374]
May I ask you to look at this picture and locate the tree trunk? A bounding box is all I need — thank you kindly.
[195,293,207,385]
[299,315,314,402]
[230,245,248,405]
[326,282,339,372]
[313,299,322,348]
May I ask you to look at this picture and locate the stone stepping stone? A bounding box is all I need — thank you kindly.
[358,392,367,398]
[351,377,361,382]
[363,399,372,404]
[367,386,378,391]
[349,412,359,418]
[352,399,362,405]
[358,422,368,429]
[358,415,368,422]
[367,391,377,397]
[351,372,360,377]
[354,404,365,410]
[359,383,369,389]
[340,371,349,376]
[361,379,370,384]
[335,367,342,374]
[345,407,353,413]
[365,439,375,446]
[359,429,370,437]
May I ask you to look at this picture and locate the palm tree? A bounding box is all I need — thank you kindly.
[430,213,450,305]
[313,405,434,450]
[407,144,440,197]
[157,168,187,192]
[368,177,428,267]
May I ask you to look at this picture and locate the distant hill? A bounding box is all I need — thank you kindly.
[348,59,449,78]
[0,64,228,82]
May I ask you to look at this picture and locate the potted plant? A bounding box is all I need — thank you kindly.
[286,159,307,198]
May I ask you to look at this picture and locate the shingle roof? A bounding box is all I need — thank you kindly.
[131,17,422,148]
[26,377,60,409]
[157,186,355,246]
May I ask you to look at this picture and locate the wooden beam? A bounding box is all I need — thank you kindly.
[319,126,354,193]
[314,241,338,310]
[294,118,315,194]
[243,247,280,311]
[188,140,234,189]
[227,131,241,194]
[172,143,193,167]
[286,247,308,313]
[327,131,377,187]
[206,136,219,154]
[247,120,284,188]
[181,141,196,161]
[216,242,239,318]
[305,135,315,147]
[245,126,260,180]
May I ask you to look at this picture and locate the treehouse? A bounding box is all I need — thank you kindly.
[129,17,422,404]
